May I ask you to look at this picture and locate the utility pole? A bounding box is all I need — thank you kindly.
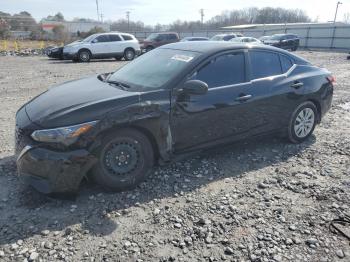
[199,9,204,27]
[100,14,104,23]
[126,11,130,31]
[96,0,100,22]
[334,1,342,23]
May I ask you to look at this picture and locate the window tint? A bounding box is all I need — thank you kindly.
[223,35,235,41]
[250,51,282,79]
[109,35,122,41]
[192,52,245,88]
[95,35,110,42]
[280,55,294,73]
[168,34,178,40]
[121,34,133,41]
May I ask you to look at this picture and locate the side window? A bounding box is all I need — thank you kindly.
[250,51,282,79]
[110,35,122,41]
[168,34,177,40]
[121,35,133,41]
[95,35,110,43]
[192,52,245,88]
[280,55,294,73]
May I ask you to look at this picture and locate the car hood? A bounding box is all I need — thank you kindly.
[65,41,83,47]
[25,76,140,128]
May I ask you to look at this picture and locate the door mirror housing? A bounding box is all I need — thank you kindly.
[183,80,208,95]
[92,39,98,43]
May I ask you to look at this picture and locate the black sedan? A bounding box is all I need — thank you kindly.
[263,34,300,51]
[15,42,334,194]
[47,46,64,60]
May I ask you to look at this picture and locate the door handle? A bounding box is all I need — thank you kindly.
[236,94,252,102]
[291,81,304,89]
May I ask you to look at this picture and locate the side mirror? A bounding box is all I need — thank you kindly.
[183,80,208,95]
[92,39,98,43]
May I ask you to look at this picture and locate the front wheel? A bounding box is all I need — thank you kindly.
[91,128,154,191]
[78,50,91,62]
[288,102,317,143]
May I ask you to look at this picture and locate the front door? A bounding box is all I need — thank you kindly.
[171,51,261,152]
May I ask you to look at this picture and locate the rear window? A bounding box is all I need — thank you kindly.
[280,55,294,73]
[109,35,122,42]
[168,34,178,40]
[250,51,282,79]
[122,35,133,41]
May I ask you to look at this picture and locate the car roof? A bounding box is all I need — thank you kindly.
[161,41,289,54]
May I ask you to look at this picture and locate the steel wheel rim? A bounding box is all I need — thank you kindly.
[103,142,139,176]
[294,108,315,138]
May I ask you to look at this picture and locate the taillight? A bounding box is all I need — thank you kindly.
[327,75,336,85]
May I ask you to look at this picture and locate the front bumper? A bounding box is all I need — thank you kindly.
[63,52,78,60]
[16,146,96,194]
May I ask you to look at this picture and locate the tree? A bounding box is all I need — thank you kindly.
[45,12,65,22]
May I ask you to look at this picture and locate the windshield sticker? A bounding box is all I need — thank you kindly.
[171,54,194,63]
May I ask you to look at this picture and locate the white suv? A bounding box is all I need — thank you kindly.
[63,32,141,62]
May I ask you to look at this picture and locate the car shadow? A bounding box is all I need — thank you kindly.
[0,134,316,246]
[47,59,124,64]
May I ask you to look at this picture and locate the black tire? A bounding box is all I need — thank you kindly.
[124,48,135,61]
[91,128,154,191]
[291,45,298,51]
[145,46,154,52]
[288,101,317,144]
[78,49,91,62]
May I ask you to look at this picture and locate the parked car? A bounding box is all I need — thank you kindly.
[263,34,300,51]
[210,33,243,41]
[141,32,180,52]
[62,32,141,62]
[259,35,272,43]
[181,37,209,41]
[16,42,334,194]
[47,46,64,60]
[230,37,262,44]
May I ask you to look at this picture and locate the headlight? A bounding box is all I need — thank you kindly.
[31,120,98,145]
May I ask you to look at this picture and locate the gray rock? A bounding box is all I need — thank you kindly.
[29,252,39,261]
[305,238,318,245]
[224,247,234,255]
[335,249,345,258]
[0,250,4,257]
[41,230,50,236]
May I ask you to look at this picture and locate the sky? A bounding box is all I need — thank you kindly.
[1,0,349,25]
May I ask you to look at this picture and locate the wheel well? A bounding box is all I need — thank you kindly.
[94,125,159,163]
[78,48,91,55]
[307,99,321,123]
[146,45,154,50]
[124,47,135,53]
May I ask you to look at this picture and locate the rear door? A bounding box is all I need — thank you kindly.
[247,50,305,130]
[109,34,124,55]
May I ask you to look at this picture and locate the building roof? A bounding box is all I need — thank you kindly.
[222,22,347,29]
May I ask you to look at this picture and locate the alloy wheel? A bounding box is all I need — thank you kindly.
[294,108,315,138]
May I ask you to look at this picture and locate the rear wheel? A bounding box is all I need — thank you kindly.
[124,48,135,61]
[78,50,91,62]
[145,46,154,52]
[91,128,154,191]
[288,102,317,143]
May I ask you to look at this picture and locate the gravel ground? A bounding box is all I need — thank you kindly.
[0,53,349,262]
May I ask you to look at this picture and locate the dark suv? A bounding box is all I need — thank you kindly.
[141,32,180,52]
[263,34,300,51]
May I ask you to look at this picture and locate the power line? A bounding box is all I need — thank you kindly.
[334,1,342,23]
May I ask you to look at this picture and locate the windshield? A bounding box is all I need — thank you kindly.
[108,48,200,90]
[82,34,97,42]
[145,33,159,41]
[270,35,283,40]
